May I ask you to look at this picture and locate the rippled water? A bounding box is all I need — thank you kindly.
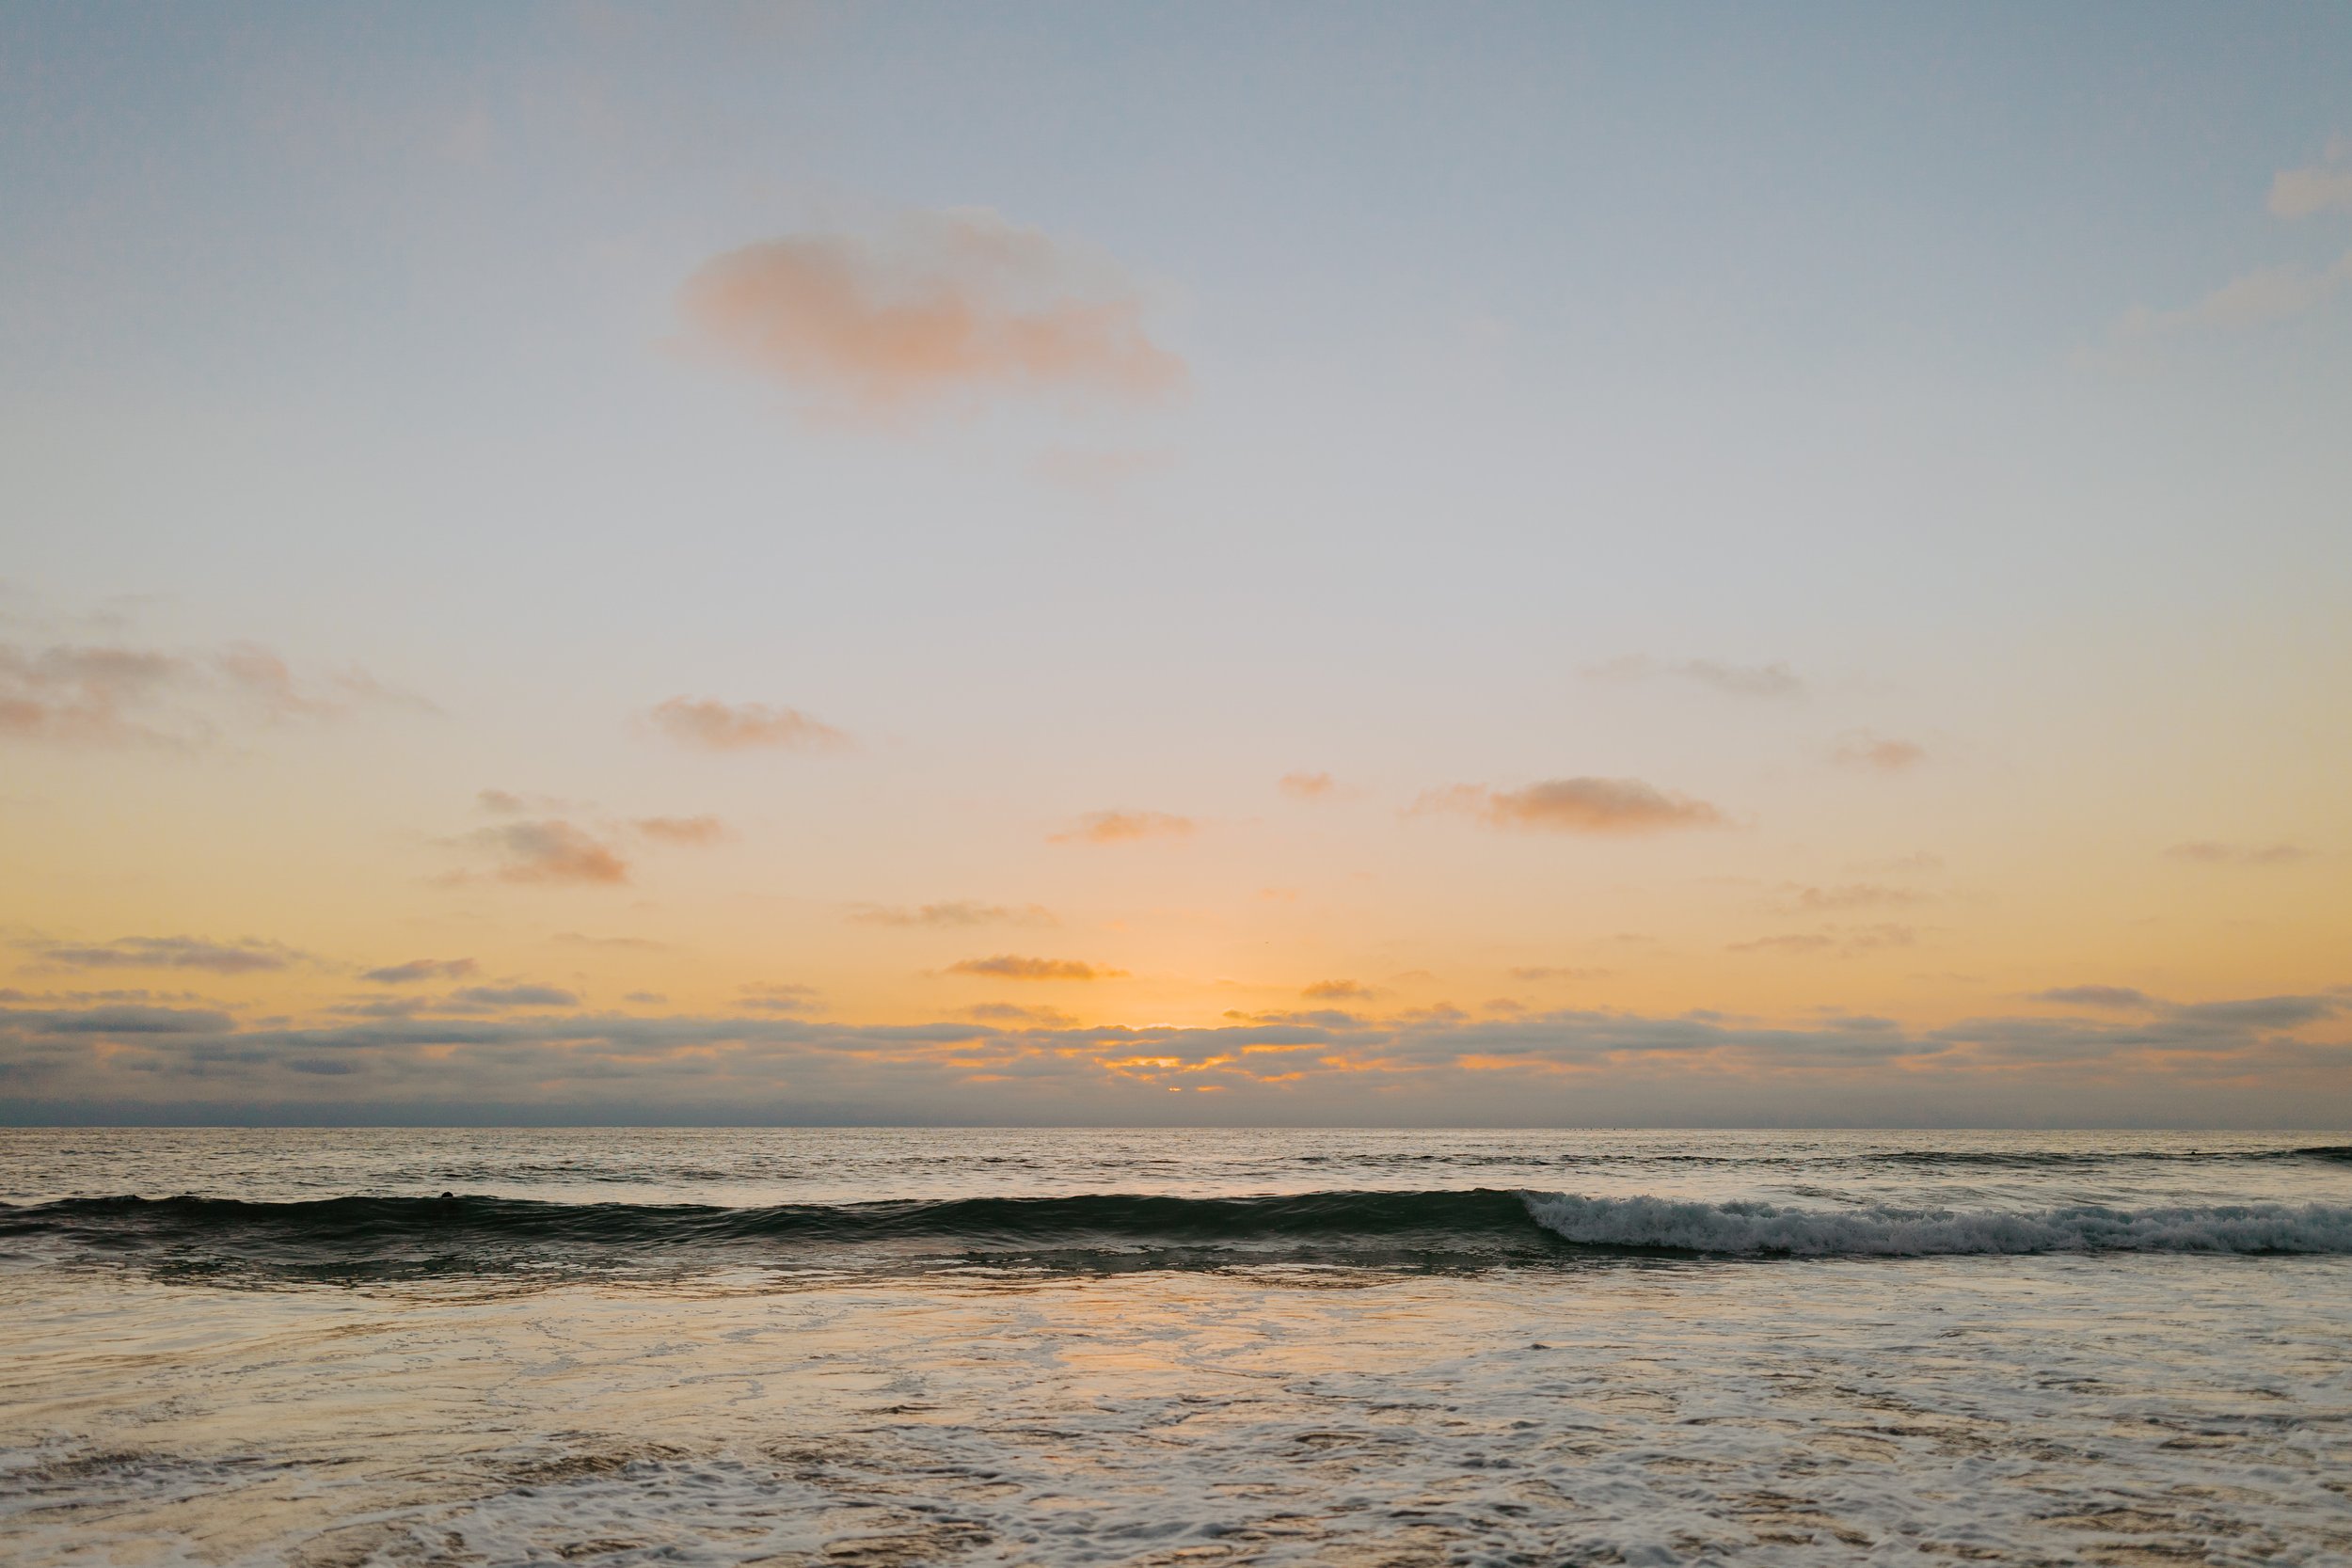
[5,1128,2350,1565]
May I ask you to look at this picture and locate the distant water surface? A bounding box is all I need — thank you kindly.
[4,1127,2349,1564]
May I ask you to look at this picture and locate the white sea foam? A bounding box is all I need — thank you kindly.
[1522,1191,2352,1255]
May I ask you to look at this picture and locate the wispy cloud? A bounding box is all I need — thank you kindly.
[964,1001,1078,1027]
[25,935,306,975]
[363,958,479,985]
[453,984,579,1009]
[0,638,429,747]
[677,208,1184,421]
[648,697,850,752]
[739,983,822,1014]
[2269,136,2352,219]
[848,901,1057,928]
[1728,924,1916,958]
[2165,840,2314,867]
[1507,966,1613,982]
[1049,811,1197,846]
[1279,771,1342,801]
[1301,979,1375,1001]
[1584,656,1804,700]
[1833,732,1926,772]
[948,956,1129,981]
[2033,986,2158,1009]
[2117,251,2352,339]
[1418,777,1724,834]
[2115,144,2352,340]
[1791,883,1929,911]
[634,815,732,847]
[461,821,630,885]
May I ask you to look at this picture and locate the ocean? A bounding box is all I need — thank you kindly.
[4,1127,2350,1566]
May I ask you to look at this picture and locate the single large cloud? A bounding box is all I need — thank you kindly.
[1421,778,1723,834]
[677,209,1184,420]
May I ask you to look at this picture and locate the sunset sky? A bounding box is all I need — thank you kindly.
[4,3,2348,1125]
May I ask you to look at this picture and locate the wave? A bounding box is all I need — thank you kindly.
[7,1188,2352,1282]
[1522,1193,2352,1257]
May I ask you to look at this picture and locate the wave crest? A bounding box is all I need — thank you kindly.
[1522,1193,2352,1256]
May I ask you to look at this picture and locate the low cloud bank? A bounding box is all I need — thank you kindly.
[2,990,2344,1128]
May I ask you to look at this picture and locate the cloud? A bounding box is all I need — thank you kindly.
[0,643,195,745]
[739,983,822,1014]
[1834,733,1926,772]
[1728,924,1916,958]
[554,932,671,951]
[2118,251,2352,339]
[4,987,2346,1126]
[363,958,479,985]
[453,985,580,1008]
[634,815,732,847]
[1301,979,1375,1001]
[1419,777,1724,834]
[478,789,576,816]
[2165,841,2314,866]
[2269,137,2352,218]
[1792,884,1928,911]
[948,956,1129,982]
[1049,811,1197,846]
[1507,966,1612,982]
[677,208,1184,420]
[26,935,306,975]
[1279,771,1340,801]
[848,901,1057,929]
[0,637,429,747]
[965,1002,1077,1028]
[466,821,629,886]
[2034,986,2157,1009]
[1584,656,1804,700]
[647,697,849,752]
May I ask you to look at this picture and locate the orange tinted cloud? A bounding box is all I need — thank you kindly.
[677,209,1184,420]
[2,637,427,746]
[476,821,628,885]
[0,643,192,745]
[1422,777,1723,834]
[29,934,305,974]
[2165,840,2314,866]
[1050,810,1197,846]
[363,958,479,984]
[634,815,731,846]
[849,901,1057,928]
[1279,771,1339,801]
[648,697,849,752]
[1834,732,1926,772]
[1301,979,1375,1001]
[949,955,1129,981]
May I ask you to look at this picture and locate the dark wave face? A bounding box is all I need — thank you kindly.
[8,1187,2352,1287]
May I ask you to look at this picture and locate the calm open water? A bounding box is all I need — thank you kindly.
[4,1127,2350,1565]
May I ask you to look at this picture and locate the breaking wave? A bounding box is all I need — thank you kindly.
[6,1186,2352,1282]
[1522,1193,2352,1257]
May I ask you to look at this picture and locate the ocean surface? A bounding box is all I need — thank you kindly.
[4,1128,2351,1566]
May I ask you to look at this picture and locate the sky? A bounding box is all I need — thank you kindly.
[2,1,2348,1126]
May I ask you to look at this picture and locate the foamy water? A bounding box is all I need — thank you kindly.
[4,1128,2350,1564]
